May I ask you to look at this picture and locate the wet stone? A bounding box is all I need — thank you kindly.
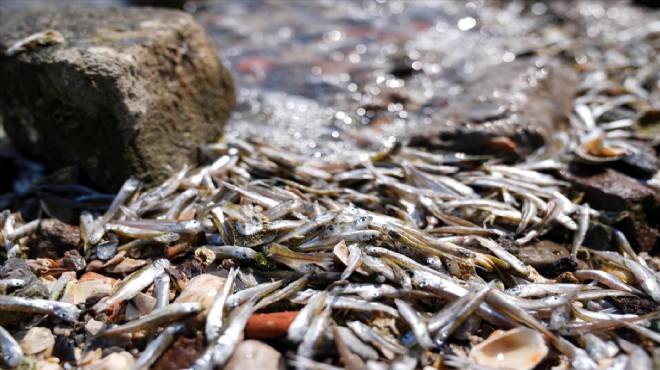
[153,333,205,370]
[561,163,659,252]
[408,58,577,157]
[0,7,235,192]
[52,334,76,364]
[225,340,286,370]
[517,240,570,271]
[28,219,82,260]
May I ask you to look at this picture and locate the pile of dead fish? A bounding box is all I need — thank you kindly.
[1,120,659,370]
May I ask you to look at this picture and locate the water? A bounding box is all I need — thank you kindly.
[1,0,658,164]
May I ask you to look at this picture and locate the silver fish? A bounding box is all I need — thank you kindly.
[0,295,81,323]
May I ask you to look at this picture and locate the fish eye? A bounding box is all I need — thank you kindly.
[401,332,416,346]
[241,252,248,259]
[419,279,428,288]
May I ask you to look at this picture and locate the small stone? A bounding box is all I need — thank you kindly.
[175,273,226,312]
[96,241,118,261]
[224,340,285,370]
[152,334,204,370]
[28,219,82,260]
[81,351,135,370]
[132,292,157,315]
[85,319,104,337]
[104,258,147,274]
[19,327,55,356]
[0,7,235,191]
[36,358,63,370]
[124,302,141,322]
[561,163,659,252]
[517,240,569,270]
[61,273,114,304]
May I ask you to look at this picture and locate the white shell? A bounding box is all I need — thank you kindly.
[468,327,549,370]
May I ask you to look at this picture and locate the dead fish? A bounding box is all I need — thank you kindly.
[93,258,170,313]
[0,325,23,368]
[99,302,201,336]
[0,295,81,323]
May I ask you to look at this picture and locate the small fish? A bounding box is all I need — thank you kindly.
[93,258,170,313]
[332,327,368,370]
[394,299,434,349]
[206,268,239,342]
[288,291,328,343]
[571,204,590,257]
[0,325,23,368]
[254,274,309,311]
[131,322,186,370]
[205,245,258,260]
[296,305,332,369]
[267,243,335,271]
[198,297,258,369]
[622,259,660,303]
[0,295,81,323]
[433,282,492,346]
[347,320,407,360]
[225,279,283,309]
[99,302,201,336]
[152,273,170,310]
[333,326,379,361]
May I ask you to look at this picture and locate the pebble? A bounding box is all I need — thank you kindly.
[20,327,55,356]
[224,340,285,370]
[81,351,135,370]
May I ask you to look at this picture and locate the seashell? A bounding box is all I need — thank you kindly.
[468,327,548,370]
[575,135,626,163]
[61,273,115,304]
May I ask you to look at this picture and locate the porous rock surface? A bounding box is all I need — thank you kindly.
[0,7,234,191]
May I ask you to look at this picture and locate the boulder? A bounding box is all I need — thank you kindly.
[0,7,234,191]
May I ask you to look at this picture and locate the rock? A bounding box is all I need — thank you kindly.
[28,219,82,260]
[51,335,76,364]
[175,273,225,312]
[84,319,104,337]
[19,327,55,356]
[561,163,659,252]
[61,272,114,304]
[224,340,285,370]
[152,334,204,370]
[408,58,577,157]
[0,7,235,191]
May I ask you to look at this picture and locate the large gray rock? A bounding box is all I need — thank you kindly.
[0,7,234,191]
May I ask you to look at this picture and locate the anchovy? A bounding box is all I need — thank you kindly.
[622,259,660,303]
[93,258,170,313]
[288,291,328,343]
[394,299,433,349]
[0,325,23,368]
[0,295,81,323]
[99,303,201,336]
[131,323,186,370]
[205,268,239,342]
